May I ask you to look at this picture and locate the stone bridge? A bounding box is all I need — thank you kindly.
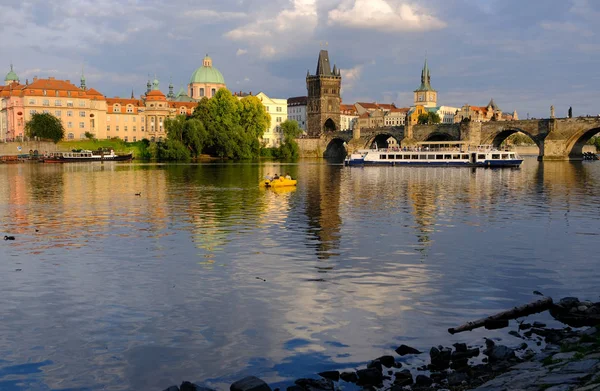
[297,117,600,160]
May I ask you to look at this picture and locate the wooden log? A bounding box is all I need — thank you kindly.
[448,297,553,334]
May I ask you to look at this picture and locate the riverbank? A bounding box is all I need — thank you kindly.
[163,297,600,391]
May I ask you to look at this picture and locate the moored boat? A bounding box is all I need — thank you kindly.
[40,149,133,163]
[345,142,523,168]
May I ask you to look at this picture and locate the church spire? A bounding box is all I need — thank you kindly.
[80,65,86,90]
[131,88,135,99]
[416,58,434,92]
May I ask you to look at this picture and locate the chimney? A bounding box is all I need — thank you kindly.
[33,76,38,82]
[26,79,29,85]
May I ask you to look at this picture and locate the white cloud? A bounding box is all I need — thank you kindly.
[340,64,364,91]
[236,48,248,56]
[328,0,446,32]
[224,0,318,57]
[183,9,247,21]
[540,21,594,37]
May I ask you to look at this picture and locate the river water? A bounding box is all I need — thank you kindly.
[0,158,599,390]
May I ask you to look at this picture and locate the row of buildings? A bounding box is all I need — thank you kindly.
[0,51,519,146]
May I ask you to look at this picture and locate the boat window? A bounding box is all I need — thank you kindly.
[509,153,515,158]
[380,154,387,159]
[436,155,443,159]
[492,154,500,159]
[444,154,452,159]
[462,154,469,159]
[411,155,418,160]
[501,154,508,159]
[478,154,486,159]
[388,155,394,159]
[419,155,427,160]
[395,155,402,159]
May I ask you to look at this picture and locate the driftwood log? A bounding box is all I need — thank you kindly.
[448,297,554,334]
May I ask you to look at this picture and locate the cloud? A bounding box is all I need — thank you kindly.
[224,0,318,57]
[236,48,248,56]
[328,0,446,32]
[183,9,247,21]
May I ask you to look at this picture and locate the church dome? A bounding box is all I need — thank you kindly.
[189,55,225,85]
[5,65,18,82]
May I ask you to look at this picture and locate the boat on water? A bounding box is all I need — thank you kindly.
[260,176,297,188]
[40,149,133,163]
[345,142,523,168]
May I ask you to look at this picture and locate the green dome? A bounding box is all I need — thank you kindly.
[5,65,18,82]
[189,56,225,85]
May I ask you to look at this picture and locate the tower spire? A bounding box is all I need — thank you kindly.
[80,64,86,90]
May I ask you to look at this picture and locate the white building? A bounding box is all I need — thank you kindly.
[256,92,288,147]
[434,106,460,124]
[340,103,358,131]
[287,96,307,133]
[384,107,409,126]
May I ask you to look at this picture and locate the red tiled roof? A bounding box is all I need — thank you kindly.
[377,103,396,110]
[85,88,104,97]
[25,78,82,92]
[356,102,379,109]
[390,107,410,113]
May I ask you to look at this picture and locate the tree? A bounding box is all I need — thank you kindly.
[277,120,303,160]
[84,131,95,140]
[25,113,65,143]
[417,112,441,125]
[164,115,208,158]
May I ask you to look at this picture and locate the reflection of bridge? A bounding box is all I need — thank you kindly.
[297,117,600,161]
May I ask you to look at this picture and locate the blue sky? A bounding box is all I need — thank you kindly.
[1,0,599,118]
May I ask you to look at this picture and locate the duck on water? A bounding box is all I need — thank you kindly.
[345,141,523,168]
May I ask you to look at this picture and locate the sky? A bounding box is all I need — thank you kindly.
[1,0,599,118]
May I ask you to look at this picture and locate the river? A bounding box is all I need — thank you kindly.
[0,158,599,390]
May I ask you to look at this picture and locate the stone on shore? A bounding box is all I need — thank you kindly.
[294,378,333,391]
[339,371,357,383]
[163,386,180,391]
[376,355,396,368]
[356,367,383,386]
[395,344,421,355]
[317,371,339,382]
[393,369,413,386]
[231,376,272,391]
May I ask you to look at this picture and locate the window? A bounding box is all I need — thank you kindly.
[124,136,128,142]
[133,136,136,142]
[28,99,35,104]
[43,99,49,106]
[79,122,85,128]
[55,100,62,106]
[124,126,128,132]
[126,105,133,113]
[79,111,85,117]
[79,100,85,107]
[67,101,73,107]
[141,126,145,132]
[380,154,387,160]
[133,117,136,122]
[276,117,282,123]
[133,126,136,132]
[80,133,86,139]
[200,88,205,97]
[30,110,37,115]
[478,154,486,159]
[276,107,282,112]
[67,111,73,116]
[43,110,49,114]
[67,122,73,128]
[265,106,269,112]
[107,125,111,131]
[124,117,128,122]
[492,154,500,159]
[113,105,120,113]
[55,110,61,116]
[116,126,119,132]
[68,132,74,139]
[211,88,216,96]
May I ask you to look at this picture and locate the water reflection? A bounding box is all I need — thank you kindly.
[0,158,599,390]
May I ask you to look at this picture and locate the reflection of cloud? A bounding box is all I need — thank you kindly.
[328,0,446,32]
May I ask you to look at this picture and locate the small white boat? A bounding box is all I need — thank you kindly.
[345,142,523,168]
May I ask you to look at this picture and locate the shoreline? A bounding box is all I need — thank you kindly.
[163,297,600,391]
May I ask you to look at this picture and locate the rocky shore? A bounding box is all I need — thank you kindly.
[162,297,600,391]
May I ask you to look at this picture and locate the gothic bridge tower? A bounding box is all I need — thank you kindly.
[306,50,341,137]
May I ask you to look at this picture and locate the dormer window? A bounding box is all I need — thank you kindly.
[43,90,47,96]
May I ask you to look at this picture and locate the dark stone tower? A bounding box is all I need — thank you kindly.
[306,50,341,137]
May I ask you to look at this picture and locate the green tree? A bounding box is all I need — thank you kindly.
[156,139,191,161]
[417,111,441,125]
[417,113,429,124]
[25,113,65,143]
[277,120,303,160]
[164,115,208,158]
[84,131,95,140]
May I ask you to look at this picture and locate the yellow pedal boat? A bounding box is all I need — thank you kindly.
[260,177,297,188]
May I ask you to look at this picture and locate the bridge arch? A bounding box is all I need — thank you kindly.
[324,118,336,132]
[425,132,459,142]
[324,137,348,161]
[565,126,600,159]
[481,128,542,151]
[364,133,400,149]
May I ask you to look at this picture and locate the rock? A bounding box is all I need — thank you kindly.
[395,344,421,355]
[519,322,532,330]
[339,372,357,383]
[286,386,304,391]
[448,372,468,386]
[484,344,515,362]
[393,370,413,386]
[317,371,339,382]
[561,359,599,373]
[376,355,395,368]
[294,378,333,391]
[450,358,469,371]
[451,347,480,360]
[356,368,383,386]
[429,372,446,383]
[163,386,179,391]
[366,360,382,373]
[578,305,589,312]
[181,382,217,391]
[231,376,272,391]
[453,343,467,352]
[392,361,403,368]
[559,297,581,307]
[430,346,452,370]
[539,373,591,385]
[508,330,522,339]
[552,352,576,360]
[533,321,547,328]
[517,343,528,350]
[415,375,432,387]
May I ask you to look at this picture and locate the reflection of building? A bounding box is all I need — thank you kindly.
[306,50,341,136]
[287,96,307,133]
[256,92,288,147]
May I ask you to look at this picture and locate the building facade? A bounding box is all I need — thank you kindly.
[287,96,307,133]
[453,99,516,123]
[414,59,437,107]
[256,92,288,147]
[340,103,358,131]
[306,50,341,137]
[188,55,227,100]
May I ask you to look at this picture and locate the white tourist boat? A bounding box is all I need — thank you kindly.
[345,142,523,168]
